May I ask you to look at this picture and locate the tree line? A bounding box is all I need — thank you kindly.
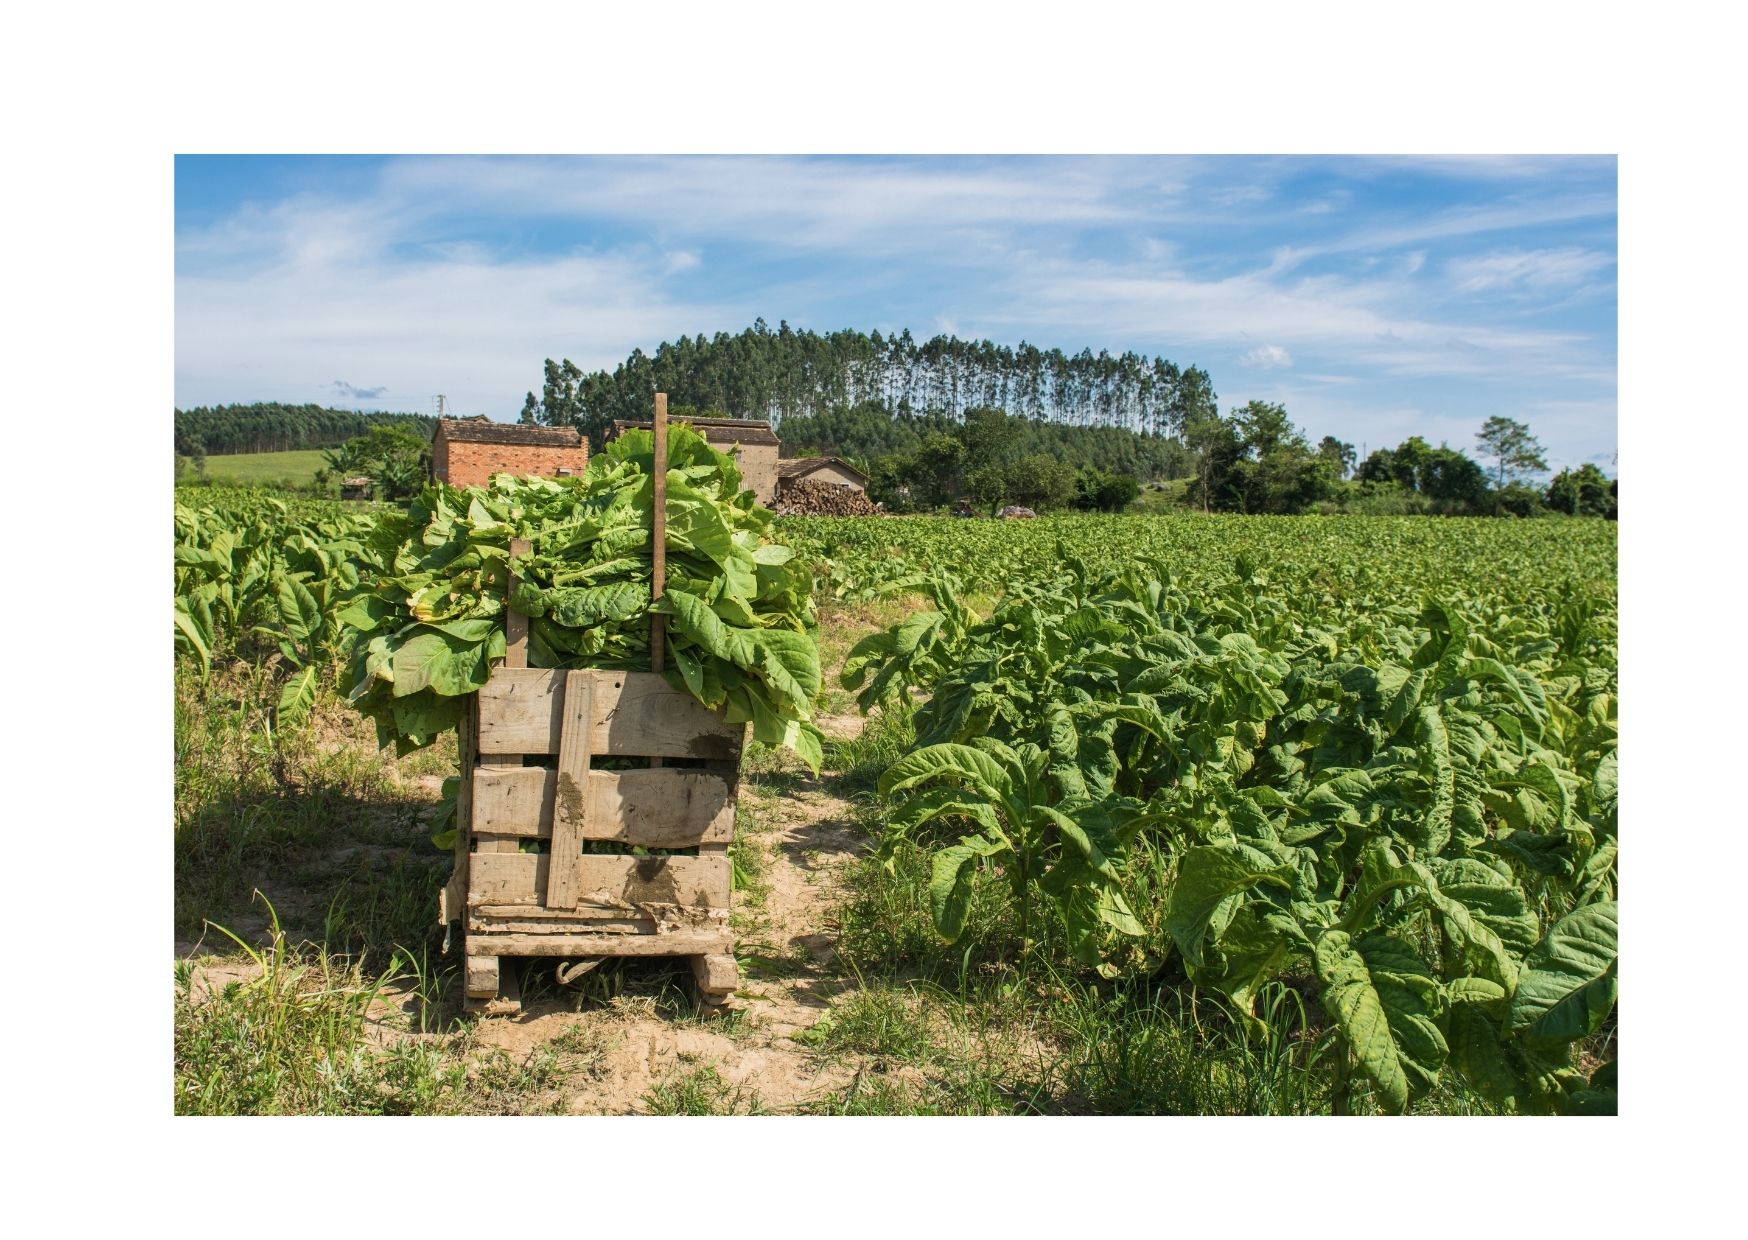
[522,323,1614,519]
[519,319,1218,444]
[1190,406,1615,518]
[174,403,437,457]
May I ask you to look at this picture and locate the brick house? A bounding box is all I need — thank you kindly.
[776,456,869,498]
[609,416,782,504]
[431,416,589,487]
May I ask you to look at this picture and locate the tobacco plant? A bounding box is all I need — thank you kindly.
[849,546,1617,1113]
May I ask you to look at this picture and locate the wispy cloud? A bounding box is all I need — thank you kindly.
[1239,344,1293,369]
[1446,247,1614,293]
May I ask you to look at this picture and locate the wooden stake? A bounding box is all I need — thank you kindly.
[651,393,667,674]
[651,394,667,771]
[545,671,594,908]
[505,537,531,670]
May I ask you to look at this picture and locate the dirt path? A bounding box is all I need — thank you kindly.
[463,715,872,1113]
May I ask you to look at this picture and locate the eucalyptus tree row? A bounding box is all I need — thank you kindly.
[522,320,1217,443]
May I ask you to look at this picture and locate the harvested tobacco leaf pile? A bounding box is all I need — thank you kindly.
[340,424,824,769]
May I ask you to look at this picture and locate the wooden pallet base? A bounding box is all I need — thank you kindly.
[464,958,523,1016]
[459,937,738,1017]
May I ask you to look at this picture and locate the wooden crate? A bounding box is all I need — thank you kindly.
[441,668,745,1014]
[440,395,744,1015]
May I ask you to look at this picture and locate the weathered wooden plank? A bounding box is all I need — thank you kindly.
[578,855,731,909]
[476,669,741,759]
[545,670,593,908]
[471,767,734,845]
[465,852,731,910]
[465,955,500,999]
[469,916,653,936]
[446,696,476,928]
[468,851,546,905]
[465,932,731,957]
[470,904,663,924]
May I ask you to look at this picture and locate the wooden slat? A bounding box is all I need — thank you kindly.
[469,915,654,935]
[468,851,547,904]
[465,932,731,957]
[466,853,730,910]
[476,668,742,759]
[545,671,593,908]
[471,767,735,845]
[584,855,731,909]
[504,536,530,669]
[444,697,476,928]
[470,904,671,923]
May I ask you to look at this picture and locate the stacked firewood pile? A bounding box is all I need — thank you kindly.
[771,479,882,516]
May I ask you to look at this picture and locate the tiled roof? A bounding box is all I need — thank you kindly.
[435,417,583,446]
[611,416,780,447]
[777,455,869,483]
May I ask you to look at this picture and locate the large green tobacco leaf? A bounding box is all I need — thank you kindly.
[1166,845,1295,968]
[1447,984,1520,1107]
[275,664,321,730]
[930,842,989,943]
[879,743,1015,804]
[1508,901,1618,1043]
[1314,930,1445,1114]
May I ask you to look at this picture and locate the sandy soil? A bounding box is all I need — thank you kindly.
[178,714,878,1115]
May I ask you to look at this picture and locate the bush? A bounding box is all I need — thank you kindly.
[1073,467,1140,512]
[1489,482,1546,518]
[1316,481,1432,516]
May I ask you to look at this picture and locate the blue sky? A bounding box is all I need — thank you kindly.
[175,154,1617,472]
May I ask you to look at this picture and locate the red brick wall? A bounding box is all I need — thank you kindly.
[437,440,589,487]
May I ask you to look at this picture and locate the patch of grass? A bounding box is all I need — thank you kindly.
[174,898,458,1114]
[199,449,335,490]
[318,855,448,961]
[833,838,1020,988]
[175,661,452,942]
[1040,976,1331,1116]
[448,1046,573,1116]
[798,984,933,1063]
[822,704,914,796]
[810,596,927,717]
[642,1063,767,1115]
[550,956,708,1020]
[728,800,771,911]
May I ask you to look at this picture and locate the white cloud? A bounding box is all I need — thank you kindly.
[174,155,1617,449]
[1447,247,1614,293]
[1239,344,1293,369]
[1265,196,1616,274]
[375,155,1161,260]
[990,258,1600,381]
[175,233,748,414]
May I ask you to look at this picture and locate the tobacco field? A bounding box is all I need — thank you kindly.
[174,490,1616,1115]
